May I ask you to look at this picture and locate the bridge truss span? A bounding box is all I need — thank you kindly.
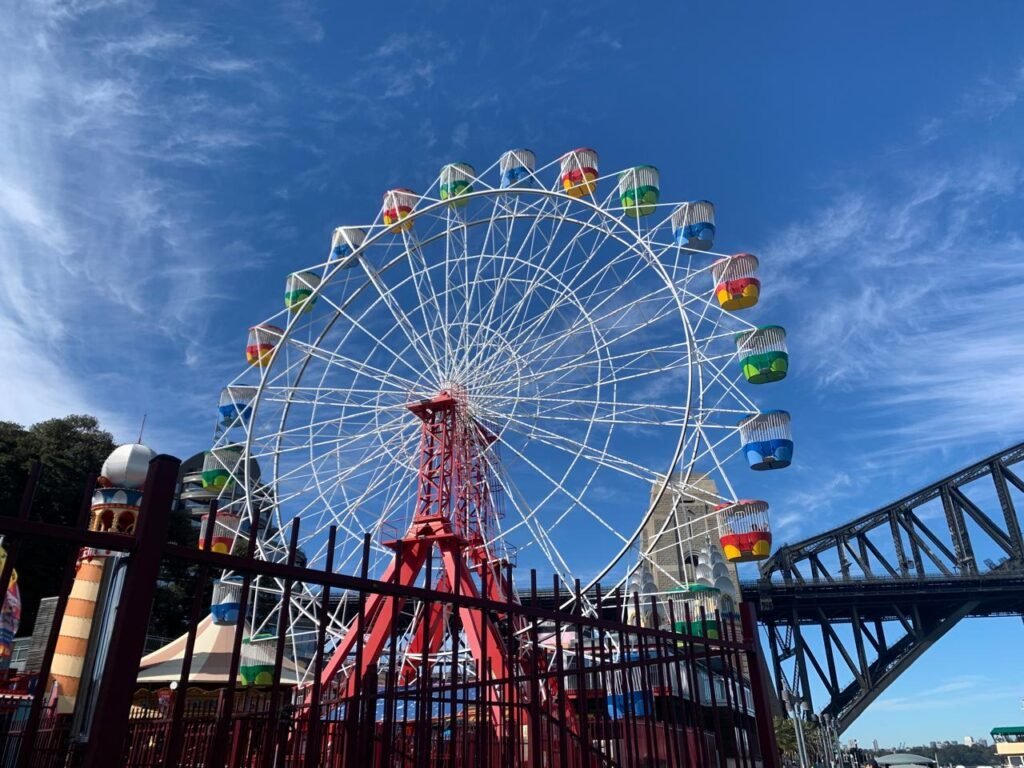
[742,441,1024,732]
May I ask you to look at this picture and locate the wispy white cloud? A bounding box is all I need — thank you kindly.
[100,30,195,57]
[753,61,1024,544]
[871,674,1019,713]
[762,141,1024,457]
[0,1,275,447]
[279,0,324,43]
[958,64,1024,121]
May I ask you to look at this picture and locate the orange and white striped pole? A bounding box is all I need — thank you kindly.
[50,555,106,712]
[49,444,152,714]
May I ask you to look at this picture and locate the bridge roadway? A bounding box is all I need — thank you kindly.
[741,571,1024,622]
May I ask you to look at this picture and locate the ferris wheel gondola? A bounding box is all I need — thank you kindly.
[201,147,794,684]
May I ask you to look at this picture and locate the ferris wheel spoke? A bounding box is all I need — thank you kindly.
[495,435,630,546]
[281,336,421,393]
[453,193,510,370]
[487,407,663,484]
[286,475,405,573]
[688,425,742,501]
[442,214,466,372]
[458,193,609,370]
[247,413,412,462]
[254,398,409,431]
[258,385,411,398]
[482,459,576,588]
[402,229,452,374]
[452,234,548,379]
[519,331,687,401]
[256,427,414,494]
[313,290,433,387]
[517,359,682,405]
[484,333,692,400]
[359,259,444,383]
[476,222,617,361]
[272,489,398,566]
[501,295,677,389]
[493,224,662,361]
[692,345,761,415]
[502,235,632,352]
[287,444,402,515]
[510,291,681,386]
[296,414,419,519]
[479,393,690,428]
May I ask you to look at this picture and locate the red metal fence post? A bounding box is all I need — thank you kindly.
[79,454,180,768]
[741,601,781,768]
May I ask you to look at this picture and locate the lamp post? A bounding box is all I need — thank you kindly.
[820,713,840,768]
[814,715,833,768]
[799,701,812,766]
[783,688,810,768]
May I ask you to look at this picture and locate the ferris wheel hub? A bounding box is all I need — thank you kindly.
[406,391,459,419]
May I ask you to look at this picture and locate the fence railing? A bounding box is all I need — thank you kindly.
[0,455,779,767]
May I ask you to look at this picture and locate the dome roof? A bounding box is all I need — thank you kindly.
[101,444,157,490]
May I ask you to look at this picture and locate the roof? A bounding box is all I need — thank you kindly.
[138,615,304,685]
[876,754,937,766]
[992,726,1024,736]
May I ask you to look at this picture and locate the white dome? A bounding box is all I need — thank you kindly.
[101,444,157,490]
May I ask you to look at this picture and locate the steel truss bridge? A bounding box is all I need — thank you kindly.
[741,441,1024,733]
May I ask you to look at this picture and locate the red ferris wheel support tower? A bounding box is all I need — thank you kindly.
[315,390,519,720]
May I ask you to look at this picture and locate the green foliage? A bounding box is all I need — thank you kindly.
[774,717,823,760]
[0,415,116,634]
[0,414,199,646]
[147,500,205,642]
[775,717,799,755]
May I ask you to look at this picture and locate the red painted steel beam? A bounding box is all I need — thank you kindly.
[399,572,452,684]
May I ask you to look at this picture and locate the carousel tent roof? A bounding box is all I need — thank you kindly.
[137,615,304,685]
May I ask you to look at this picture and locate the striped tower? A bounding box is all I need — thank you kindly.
[50,444,154,714]
[50,556,105,711]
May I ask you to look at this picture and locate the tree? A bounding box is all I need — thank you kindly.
[775,717,799,756]
[1,416,115,634]
[774,717,823,763]
[147,500,204,643]
[0,415,198,644]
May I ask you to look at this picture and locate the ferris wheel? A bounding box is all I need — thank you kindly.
[201,148,793,682]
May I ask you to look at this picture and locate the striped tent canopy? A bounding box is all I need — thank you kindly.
[137,615,304,685]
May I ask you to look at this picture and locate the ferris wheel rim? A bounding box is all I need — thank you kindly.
[233,186,699,588]
[206,173,788,665]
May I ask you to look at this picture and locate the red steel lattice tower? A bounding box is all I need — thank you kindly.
[316,391,522,726]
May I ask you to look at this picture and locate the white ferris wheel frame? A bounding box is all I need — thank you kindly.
[210,156,771,663]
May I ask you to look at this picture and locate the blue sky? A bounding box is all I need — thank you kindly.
[3,0,1024,745]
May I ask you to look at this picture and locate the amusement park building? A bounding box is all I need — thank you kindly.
[993,727,1024,768]
[641,474,740,596]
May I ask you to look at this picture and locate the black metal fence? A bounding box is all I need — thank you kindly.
[0,455,779,767]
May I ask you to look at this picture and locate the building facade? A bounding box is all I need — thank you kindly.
[641,473,738,595]
[993,727,1024,768]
